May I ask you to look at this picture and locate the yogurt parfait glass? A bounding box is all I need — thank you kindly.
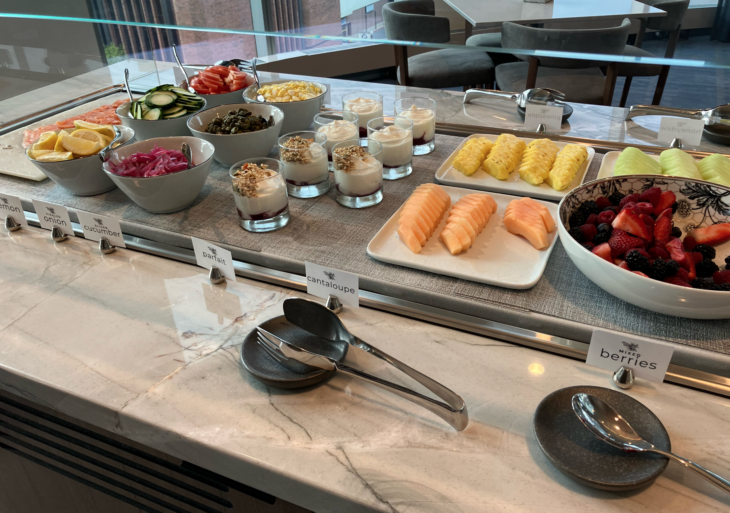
[394,97,436,155]
[229,157,290,232]
[313,111,359,170]
[332,139,383,209]
[367,116,413,180]
[342,92,384,138]
[278,131,330,199]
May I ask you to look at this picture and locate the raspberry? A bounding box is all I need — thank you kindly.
[597,210,616,225]
[696,259,720,278]
[621,201,637,213]
[602,206,619,215]
[625,250,651,273]
[664,276,692,288]
[639,187,661,207]
[596,197,612,209]
[608,191,625,206]
[694,244,716,261]
[585,214,599,226]
[619,194,639,210]
[713,270,730,285]
[688,252,703,264]
[635,202,654,215]
[676,268,690,281]
[683,236,697,251]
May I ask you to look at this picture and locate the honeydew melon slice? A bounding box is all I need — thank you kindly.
[698,154,730,187]
[660,148,702,180]
[613,147,661,176]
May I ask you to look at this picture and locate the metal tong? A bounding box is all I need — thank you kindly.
[626,104,730,129]
[463,87,566,107]
[215,58,265,102]
[263,298,469,431]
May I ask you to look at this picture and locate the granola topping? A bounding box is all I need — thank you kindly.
[333,145,369,172]
[232,163,276,198]
[281,136,315,164]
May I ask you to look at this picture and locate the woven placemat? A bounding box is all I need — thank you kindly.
[2,133,729,363]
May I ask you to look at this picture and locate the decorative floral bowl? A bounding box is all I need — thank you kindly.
[558,175,730,319]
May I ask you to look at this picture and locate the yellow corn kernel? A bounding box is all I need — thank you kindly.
[257,81,322,103]
[519,138,560,186]
[453,138,494,176]
[482,134,526,180]
[545,144,589,191]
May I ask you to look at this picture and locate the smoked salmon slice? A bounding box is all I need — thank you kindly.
[397,184,451,253]
[439,193,495,255]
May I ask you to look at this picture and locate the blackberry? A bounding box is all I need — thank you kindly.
[692,278,717,290]
[664,259,680,277]
[695,259,719,278]
[581,242,595,251]
[593,232,610,245]
[671,202,678,214]
[717,283,730,292]
[671,227,682,238]
[597,223,612,234]
[569,227,585,242]
[647,259,671,280]
[626,250,650,274]
[581,200,601,215]
[569,210,589,229]
[608,191,625,206]
[694,244,716,261]
[726,255,730,270]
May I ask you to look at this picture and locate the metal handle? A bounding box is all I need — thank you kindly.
[652,449,730,494]
[351,337,468,429]
[334,362,469,431]
[463,89,517,104]
[626,105,702,121]
[123,68,134,103]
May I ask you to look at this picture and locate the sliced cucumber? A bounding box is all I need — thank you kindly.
[162,105,184,116]
[143,108,162,120]
[170,87,198,98]
[163,109,188,119]
[145,92,177,108]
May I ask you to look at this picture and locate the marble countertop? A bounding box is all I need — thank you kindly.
[2,225,730,513]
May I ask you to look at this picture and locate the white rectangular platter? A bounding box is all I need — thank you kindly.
[434,134,595,201]
[0,92,129,182]
[366,185,559,289]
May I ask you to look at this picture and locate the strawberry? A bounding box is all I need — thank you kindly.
[691,223,730,246]
[688,252,703,264]
[649,246,670,260]
[667,238,696,280]
[585,214,599,226]
[655,208,673,223]
[608,229,644,257]
[618,260,630,270]
[639,187,662,207]
[632,271,650,278]
[665,276,692,288]
[592,243,613,263]
[612,208,653,240]
[635,202,654,216]
[653,191,676,216]
[683,236,697,251]
[653,216,672,243]
[676,268,690,281]
[640,214,655,228]
[714,270,730,284]
[596,197,612,209]
[597,210,616,225]
[619,194,639,210]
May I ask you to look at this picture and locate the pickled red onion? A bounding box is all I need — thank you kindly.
[108,145,192,178]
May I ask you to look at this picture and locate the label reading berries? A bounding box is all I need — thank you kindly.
[586,329,674,382]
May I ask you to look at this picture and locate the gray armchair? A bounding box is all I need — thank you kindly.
[383,1,495,89]
[618,0,690,106]
[495,20,632,105]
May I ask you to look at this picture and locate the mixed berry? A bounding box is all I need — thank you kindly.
[568,187,730,291]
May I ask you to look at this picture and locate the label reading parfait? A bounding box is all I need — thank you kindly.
[191,237,236,281]
[0,193,28,227]
[32,200,74,236]
[524,104,564,131]
[76,211,126,248]
[586,329,674,382]
[305,261,359,308]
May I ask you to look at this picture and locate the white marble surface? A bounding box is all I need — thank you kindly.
[2,225,730,513]
[443,0,666,27]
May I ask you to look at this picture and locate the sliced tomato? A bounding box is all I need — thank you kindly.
[206,65,230,77]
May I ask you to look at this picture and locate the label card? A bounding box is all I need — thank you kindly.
[76,211,126,248]
[305,261,359,308]
[657,117,704,147]
[0,193,27,227]
[396,91,431,100]
[586,329,674,382]
[32,200,74,236]
[524,104,564,131]
[320,83,332,106]
[191,237,236,281]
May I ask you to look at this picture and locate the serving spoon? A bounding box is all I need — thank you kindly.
[181,142,192,169]
[172,44,197,94]
[463,87,566,108]
[572,393,730,494]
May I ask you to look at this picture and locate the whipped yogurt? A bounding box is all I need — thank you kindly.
[317,120,359,158]
[344,97,384,136]
[400,105,435,144]
[280,136,328,185]
[333,145,383,197]
[232,164,289,220]
[368,125,413,167]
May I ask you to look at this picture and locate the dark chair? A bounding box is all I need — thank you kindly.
[383,0,495,90]
[495,20,632,106]
[617,0,689,107]
[465,32,519,66]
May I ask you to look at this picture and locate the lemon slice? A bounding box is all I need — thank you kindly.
[54,131,66,152]
[28,149,54,159]
[61,135,103,156]
[70,129,111,147]
[35,151,74,162]
[33,131,58,151]
[73,120,115,139]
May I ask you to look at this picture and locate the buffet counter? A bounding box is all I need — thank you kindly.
[2,225,730,513]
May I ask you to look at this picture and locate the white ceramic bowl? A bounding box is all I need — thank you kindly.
[179,79,247,109]
[243,80,326,134]
[102,136,215,213]
[25,125,136,196]
[116,97,206,141]
[187,103,284,167]
[558,175,730,319]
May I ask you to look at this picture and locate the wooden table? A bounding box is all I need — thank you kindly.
[445,0,666,40]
